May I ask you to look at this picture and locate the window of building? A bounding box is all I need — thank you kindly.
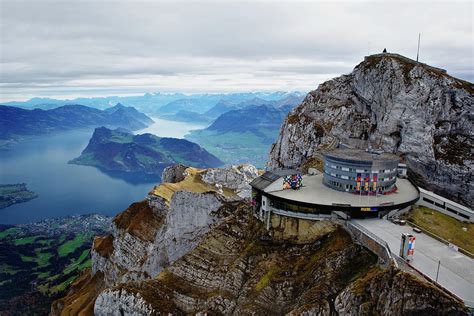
[458,212,469,219]
[446,207,457,214]
[423,197,434,204]
[434,202,445,209]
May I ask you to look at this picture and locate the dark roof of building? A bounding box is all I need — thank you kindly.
[250,169,301,191]
[324,149,399,163]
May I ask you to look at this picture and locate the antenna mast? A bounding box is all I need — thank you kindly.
[416,33,421,62]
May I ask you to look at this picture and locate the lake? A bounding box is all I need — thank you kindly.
[0,118,208,224]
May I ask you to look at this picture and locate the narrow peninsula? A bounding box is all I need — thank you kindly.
[0,183,38,209]
[69,127,224,175]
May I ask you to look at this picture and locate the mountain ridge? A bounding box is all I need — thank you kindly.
[69,127,224,175]
[268,52,473,207]
[0,103,154,147]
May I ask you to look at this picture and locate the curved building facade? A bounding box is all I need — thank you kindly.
[323,149,399,194]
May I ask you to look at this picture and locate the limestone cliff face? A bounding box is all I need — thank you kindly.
[335,267,467,315]
[90,165,259,287]
[92,210,467,315]
[268,53,473,206]
[93,211,377,315]
[52,163,467,315]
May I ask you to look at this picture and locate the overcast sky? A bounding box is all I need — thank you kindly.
[0,0,472,102]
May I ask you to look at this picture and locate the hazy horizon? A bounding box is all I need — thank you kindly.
[1,90,306,104]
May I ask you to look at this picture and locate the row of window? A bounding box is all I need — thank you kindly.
[326,180,393,192]
[327,164,396,174]
[269,199,332,215]
[326,171,395,182]
[422,197,470,220]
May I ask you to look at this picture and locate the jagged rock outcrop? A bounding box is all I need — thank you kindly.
[52,165,467,315]
[334,266,467,315]
[201,164,260,198]
[268,53,473,207]
[92,208,467,315]
[161,164,188,183]
[93,210,378,315]
[90,165,257,287]
[94,289,155,315]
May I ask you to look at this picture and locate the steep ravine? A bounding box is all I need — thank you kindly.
[51,164,467,315]
[268,53,473,207]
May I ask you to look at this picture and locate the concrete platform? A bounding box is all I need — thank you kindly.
[355,218,474,307]
[267,174,419,208]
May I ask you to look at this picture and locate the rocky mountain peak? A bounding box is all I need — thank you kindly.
[268,52,473,206]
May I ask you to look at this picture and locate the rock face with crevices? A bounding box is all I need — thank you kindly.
[268,53,473,207]
[334,266,467,315]
[52,163,467,315]
[92,209,467,315]
[51,164,259,315]
[90,168,250,287]
[201,164,259,198]
[161,164,188,183]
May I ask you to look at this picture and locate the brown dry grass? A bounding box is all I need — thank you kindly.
[113,200,164,242]
[150,167,236,205]
[301,156,324,173]
[93,235,114,258]
[50,270,105,316]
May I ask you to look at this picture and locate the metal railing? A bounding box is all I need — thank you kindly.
[394,255,474,309]
[271,208,332,221]
[345,221,397,268]
[348,221,474,309]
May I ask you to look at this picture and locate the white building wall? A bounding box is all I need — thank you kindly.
[417,188,473,223]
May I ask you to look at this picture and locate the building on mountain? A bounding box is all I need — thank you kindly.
[250,149,420,224]
[322,149,399,194]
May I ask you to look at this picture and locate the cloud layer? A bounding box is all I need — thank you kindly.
[0,0,472,101]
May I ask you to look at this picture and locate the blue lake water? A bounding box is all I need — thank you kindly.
[0,118,208,224]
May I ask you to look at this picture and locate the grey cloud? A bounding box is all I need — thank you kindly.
[0,0,472,101]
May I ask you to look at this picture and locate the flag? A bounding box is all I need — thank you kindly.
[356,173,361,191]
[373,174,378,192]
[364,174,370,191]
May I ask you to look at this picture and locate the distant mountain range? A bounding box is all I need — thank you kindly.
[205,105,288,139]
[70,127,223,175]
[0,103,154,148]
[161,94,304,124]
[3,91,305,116]
[1,92,304,165]
[185,96,304,167]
